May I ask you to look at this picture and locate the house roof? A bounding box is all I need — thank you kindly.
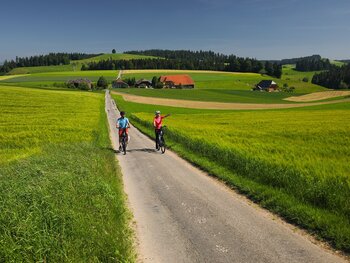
[159,75,194,86]
[135,79,152,85]
[257,80,277,89]
[115,78,127,83]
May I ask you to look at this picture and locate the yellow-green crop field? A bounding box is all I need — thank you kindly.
[0,86,100,163]
[116,94,350,251]
[0,86,134,262]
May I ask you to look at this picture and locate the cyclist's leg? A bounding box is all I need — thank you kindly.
[118,129,122,150]
[155,129,160,149]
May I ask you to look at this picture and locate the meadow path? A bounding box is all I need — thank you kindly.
[105,91,346,263]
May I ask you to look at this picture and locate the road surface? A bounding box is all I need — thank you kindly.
[105,91,346,263]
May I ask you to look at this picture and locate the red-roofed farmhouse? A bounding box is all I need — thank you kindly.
[159,74,195,89]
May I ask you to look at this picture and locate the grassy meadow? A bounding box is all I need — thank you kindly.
[112,67,329,103]
[0,86,135,262]
[7,53,159,75]
[0,63,332,105]
[114,94,350,251]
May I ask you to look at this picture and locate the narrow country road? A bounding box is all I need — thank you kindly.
[105,91,346,263]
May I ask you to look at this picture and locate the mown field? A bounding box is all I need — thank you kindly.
[0,86,135,262]
[114,94,350,252]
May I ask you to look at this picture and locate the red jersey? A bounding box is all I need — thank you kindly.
[153,116,165,129]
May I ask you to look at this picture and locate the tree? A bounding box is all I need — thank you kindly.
[151,76,158,88]
[273,63,282,78]
[112,49,116,54]
[97,76,108,89]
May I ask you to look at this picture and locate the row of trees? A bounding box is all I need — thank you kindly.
[65,76,108,90]
[84,58,282,78]
[124,49,282,78]
[295,56,333,71]
[0,53,101,73]
[278,54,322,65]
[312,63,350,89]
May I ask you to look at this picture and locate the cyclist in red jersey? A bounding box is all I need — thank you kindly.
[153,110,170,150]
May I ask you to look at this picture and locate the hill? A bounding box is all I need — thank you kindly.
[7,53,159,75]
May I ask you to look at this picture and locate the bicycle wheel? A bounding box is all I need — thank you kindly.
[160,137,166,153]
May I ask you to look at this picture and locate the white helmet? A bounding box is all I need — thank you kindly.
[155,110,161,115]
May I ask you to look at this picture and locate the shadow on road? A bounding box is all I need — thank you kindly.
[127,148,158,153]
[104,146,159,154]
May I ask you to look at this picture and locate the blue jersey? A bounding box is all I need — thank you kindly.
[117,117,129,129]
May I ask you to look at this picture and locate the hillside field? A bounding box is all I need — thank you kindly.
[0,86,135,261]
[8,53,158,75]
[113,94,350,251]
[1,68,330,104]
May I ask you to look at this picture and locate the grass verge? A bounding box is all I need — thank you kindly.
[114,94,350,253]
[0,87,135,262]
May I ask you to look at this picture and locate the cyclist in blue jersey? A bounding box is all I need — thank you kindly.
[116,111,130,151]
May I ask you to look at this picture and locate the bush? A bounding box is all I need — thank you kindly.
[302,77,309,82]
[97,76,108,89]
[154,82,164,89]
[79,82,91,91]
[66,79,92,90]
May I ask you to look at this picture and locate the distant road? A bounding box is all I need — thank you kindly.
[105,91,346,263]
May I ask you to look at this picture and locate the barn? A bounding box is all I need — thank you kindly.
[159,74,195,89]
[254,80,279,92]
[112,78,129,88]
[135,79,152,88]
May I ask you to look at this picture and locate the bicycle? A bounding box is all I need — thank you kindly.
[120,129,128,155]
[156,126,166,154]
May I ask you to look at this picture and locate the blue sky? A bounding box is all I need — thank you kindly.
[0,0,349,61]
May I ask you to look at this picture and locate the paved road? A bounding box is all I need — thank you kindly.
[105,91,345,263]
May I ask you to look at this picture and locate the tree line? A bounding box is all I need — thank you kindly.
[312,63,350,89]
[295,56,333,71]
[84,49,282,78]
[0,53,101,73]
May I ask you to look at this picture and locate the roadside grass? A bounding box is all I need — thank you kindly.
[0,86,135,262]
[114,94,350,252]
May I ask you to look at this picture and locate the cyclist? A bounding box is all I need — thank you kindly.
[116,111,130,151]
[153,110,170,150]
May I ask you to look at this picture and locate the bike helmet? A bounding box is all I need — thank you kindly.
[155,110,161,115]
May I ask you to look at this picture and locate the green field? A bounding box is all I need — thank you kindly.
[1,63,332,104]
[8,53,158,75]
[122,69,327,93]
[111,68,328,103]
[114,94,350,251]
[0,86,135,262]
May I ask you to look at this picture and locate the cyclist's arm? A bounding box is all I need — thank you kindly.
[163,114,171,118]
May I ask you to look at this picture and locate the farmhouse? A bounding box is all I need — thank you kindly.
[135,79,152,88]
[159,74,195,89]
[112,78,129,88]
[254,80,279,92]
